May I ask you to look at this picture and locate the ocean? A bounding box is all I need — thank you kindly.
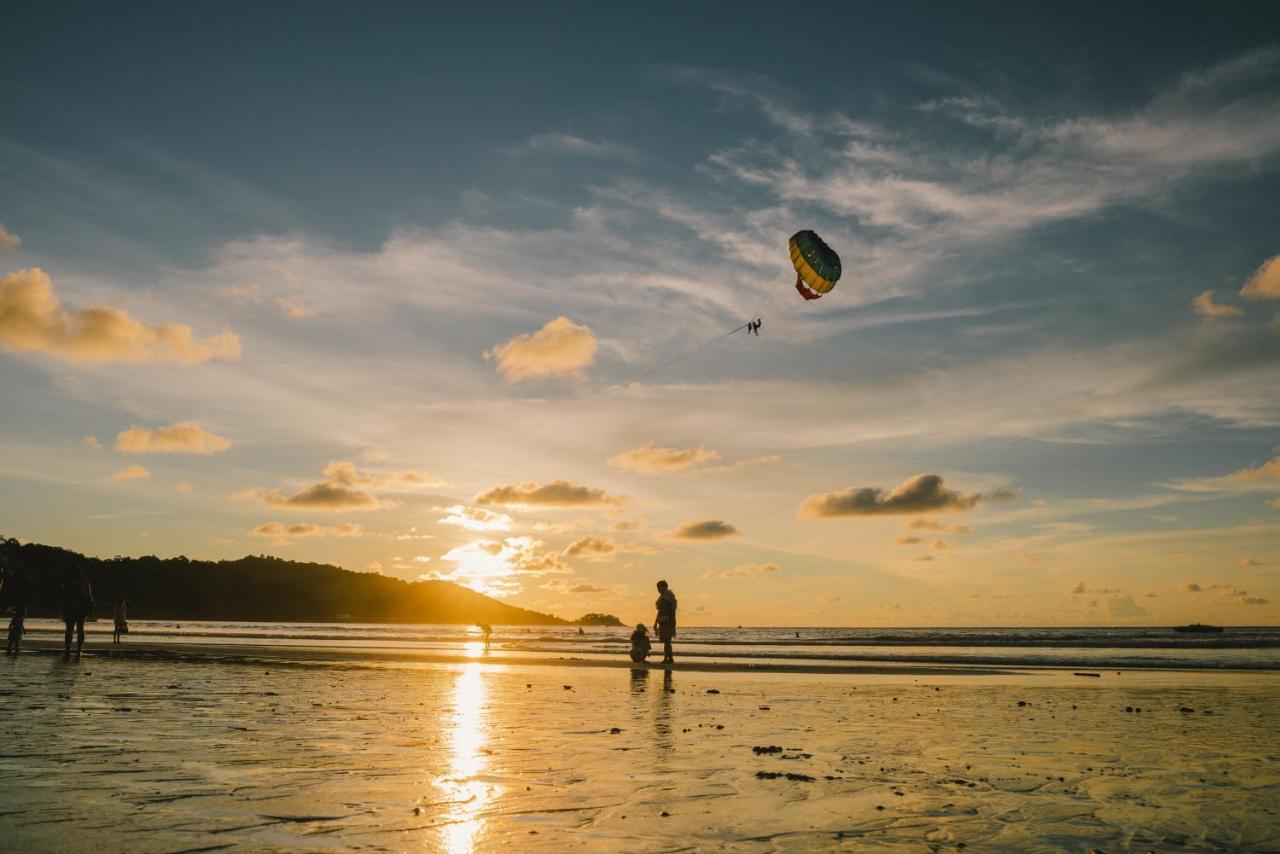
[22,619,1280,670]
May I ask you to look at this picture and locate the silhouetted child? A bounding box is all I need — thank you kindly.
[629,623,651,663]
[112,599,128,644]
[6,606,24,654]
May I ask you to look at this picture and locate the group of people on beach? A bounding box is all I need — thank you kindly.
[4,563,128,658]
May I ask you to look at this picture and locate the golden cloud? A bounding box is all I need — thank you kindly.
[895,535,921,545]
[0,268,240,364]
[1190,289,1243,318]
[0,225,20,250]
[242,482,385,512]
[608,443,721,474]
[1228,457,1280,483]
[799,474,995,519]
[484,316,597,382]
[437,504,513,531]
[110,465,150,482]
[115,423,231,455]
[322,460,445,489]
[475,479,624,507]
[250,521,363,537]
[672,519,739,540]
[704,562,780,579]
[1240,254,1280,300]
[562,536,662,561]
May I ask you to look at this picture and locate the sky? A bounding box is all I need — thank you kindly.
[2,2,1279,626]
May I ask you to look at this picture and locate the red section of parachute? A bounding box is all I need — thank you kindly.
[795,275,822,300]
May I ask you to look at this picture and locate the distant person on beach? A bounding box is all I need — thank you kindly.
[6,605,24,654]
[112,599,128,644]
[629,623,651,663]
[62,563,94,659]
[479,623,492,648]
[653,580,677,664]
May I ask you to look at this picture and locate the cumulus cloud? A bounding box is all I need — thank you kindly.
[240,482,385,512]
[437,504,513,531]
[250,521,363,538]
[1240,254,1280,300]
[81,435,102,450]
[484,316,597,382]
[895,535,922,545]
[0,226,20,250]
[704,562,780,579]
[672,519,739,540]
[110,465,150,482]
[115,423,231,455]
[322,460,445,489]
[0,268,240,364]
[1191,289,1244,318]
[562,536,662,561]
[799,474,1001,518]
[608,443,721,474]
[475,479,624,508]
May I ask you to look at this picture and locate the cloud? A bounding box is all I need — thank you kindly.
[906,518,971,533]
[1070,580,1087,595]
[1184,582,1204,592]
[1239,557,1267,568]
[1191,289,1244,318]
[81,435,102,450]
[0,225,20,250]
[931,538,949,550]
[475,479,624,508]
[322,460,445,489]
[1163,457,1280,494]
[438,535,570,596]
[698,453,783,476]
[608,443,721,474]
[1240,254,1280,300]
[563,536,662,561]
[1108,595,1149,619]
[1269,498,1280,509]
[895,535,922,545]
[564,536,619,561]
[0,268,240,364]
[250,521,363,538]
[799,474,995,518]
[1240,596,1271,605]
[704,562,780,579]
[437,504,513,532]
[566,582,605,594]
[243,482,385,512]
[672,519,739,540]
[1018,553,1039,564]
[484,316,597,382]
[520,133,635,159]
[110,465,150,482]
[115,423,231,455]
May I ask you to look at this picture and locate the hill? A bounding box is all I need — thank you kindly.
[0,537,590,625]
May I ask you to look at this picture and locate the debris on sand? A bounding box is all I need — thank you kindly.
[610,727,622,734]
[1180,706,1195,714]
[706,689,720,694]
[756,771,815,782]
[1073,672,1101,678]
[753,745,784,754]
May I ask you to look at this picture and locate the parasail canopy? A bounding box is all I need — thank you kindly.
[789,230,842,300]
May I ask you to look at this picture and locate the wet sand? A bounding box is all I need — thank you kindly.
[2,646,1278,851]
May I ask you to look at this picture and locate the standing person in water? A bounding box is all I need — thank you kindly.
[62,563,94,660]
[653,580,677,664]
[112,598,128,644]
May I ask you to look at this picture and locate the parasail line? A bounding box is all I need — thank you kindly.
[575,322,751,407]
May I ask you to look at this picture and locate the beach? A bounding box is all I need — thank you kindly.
[3,628,1279,851]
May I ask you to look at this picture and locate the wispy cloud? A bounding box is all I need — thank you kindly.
[115,423,230,455]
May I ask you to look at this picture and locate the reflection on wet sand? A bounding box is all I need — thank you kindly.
[439,664,496,853]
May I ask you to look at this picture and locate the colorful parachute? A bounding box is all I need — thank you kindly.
[789,230,842,300]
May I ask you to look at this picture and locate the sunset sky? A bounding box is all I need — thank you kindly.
[3,3,1279,626]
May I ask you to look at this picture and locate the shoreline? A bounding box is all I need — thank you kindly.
[18,638,1280,680]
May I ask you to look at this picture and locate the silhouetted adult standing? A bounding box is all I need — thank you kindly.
[653,580,677,664]
[62,563,94,660]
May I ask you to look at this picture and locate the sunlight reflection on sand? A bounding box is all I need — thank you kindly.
[440,664,496,853]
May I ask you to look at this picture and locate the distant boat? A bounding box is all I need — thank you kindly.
[1173,623,1224,633]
